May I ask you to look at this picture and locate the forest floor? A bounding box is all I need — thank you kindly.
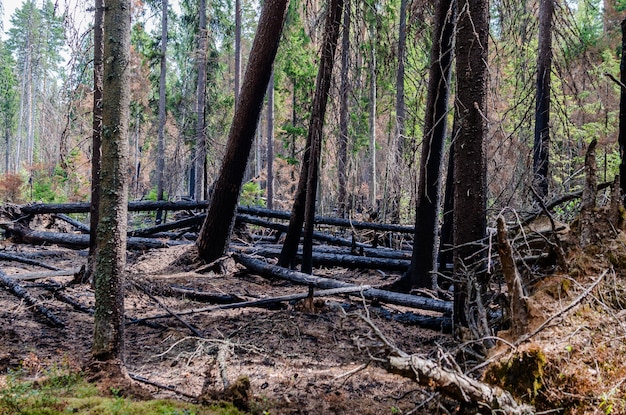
[1,210,626,414]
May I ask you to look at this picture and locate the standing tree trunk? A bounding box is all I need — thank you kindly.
[619,18,626,205]
[235,0,242,104]
[397,0,456,291]
[279,0,344,270]
[533,0,553,200]
[301,0,344,274]
[194,0,208,201]
[92,0,131,363]
[453,0,489,331]
[89,0,104,261]
[266,72,275,210]
[368,31,377,208]
[196,0,289,263]
[156,0,168,224]
[337,0,350,218]
[389,0,407,223]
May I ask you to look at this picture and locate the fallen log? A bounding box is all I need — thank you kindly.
[0,270,64,327]
[53,214,90,233]
[238,215,370,249]
[130,285,374,323]
[232,245,410,271]
[129,215,203,237]
[168,284,245,304]
[233,253,452,314]
[388,354,533,414]
[235,242,412,260]
[0,251,62,270]
[2,224,191,249]
[20,202,414,235]
[238,205,414,233]
[9,269,80,281]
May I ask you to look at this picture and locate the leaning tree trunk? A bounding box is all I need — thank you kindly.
[533,0,553,200]
[453,0,489,332]
[398,0,456,291]
[194,0,208,201]
[196,0,289,263]
[279,0,344,271]
[89,0,104,261]
[155,0,168,224]
[92,0,131,362]
[619,18,626,206]
[301,0,345,274]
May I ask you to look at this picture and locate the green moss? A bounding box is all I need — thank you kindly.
[484,346,547,403]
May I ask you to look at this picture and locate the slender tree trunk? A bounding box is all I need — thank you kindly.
[400,0,456,291]
[619,19,626,205]
[89,0,104,259]
[533,0,553,199]
[368,34,377,208]
[389,0,407,223]
[235,0,242,104]
[194,0,208,201]
[266,72,274,210]
[156,0,168,224]
[93,0,131,362]
[453,0,489,330]
[338,0,350,218]
[196,0,289,263]
[301,0,344,274]
[279,0,344,271]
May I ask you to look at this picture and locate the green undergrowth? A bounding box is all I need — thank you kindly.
[0,367,244,415]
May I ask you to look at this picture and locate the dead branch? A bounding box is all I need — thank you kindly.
[53,214,90,233]
[0,251,62,270]
[496,216,529,337]
[233,253,452,314]
[353,309,534,414]
[130,285,373,323]
[0,269,64,327]
[128,373,198,400]
[131,280,205,337]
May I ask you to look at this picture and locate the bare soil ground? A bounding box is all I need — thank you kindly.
[3,208,626,414]
[0,242,453,414]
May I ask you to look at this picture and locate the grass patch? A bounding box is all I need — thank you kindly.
[0,366,244,415]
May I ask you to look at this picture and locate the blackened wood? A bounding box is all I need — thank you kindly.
[196,0,289,262]
[2,225,190,249]
[234,253,452,313]
[233,246,410,271]
[53,214,90,233]
[0,251,62,270]
[0,269,64,327]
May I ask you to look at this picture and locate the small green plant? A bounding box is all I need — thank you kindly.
[240,181,266,207]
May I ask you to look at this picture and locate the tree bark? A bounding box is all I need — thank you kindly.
[301,0,344,274]
[619,18,626,206]
[338,0,350,218]
[580,139,598,248]
[496,216,529,337]
[401,0,456,291]
[92,0,131,362]
[266,72,275,209]
[235,253,453,313]
[155,0,168,224]
[89,0,104,259]
[533,0,553,199]
[196,0,289,262]
[194,0,208,201]
[453,0,489,329]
